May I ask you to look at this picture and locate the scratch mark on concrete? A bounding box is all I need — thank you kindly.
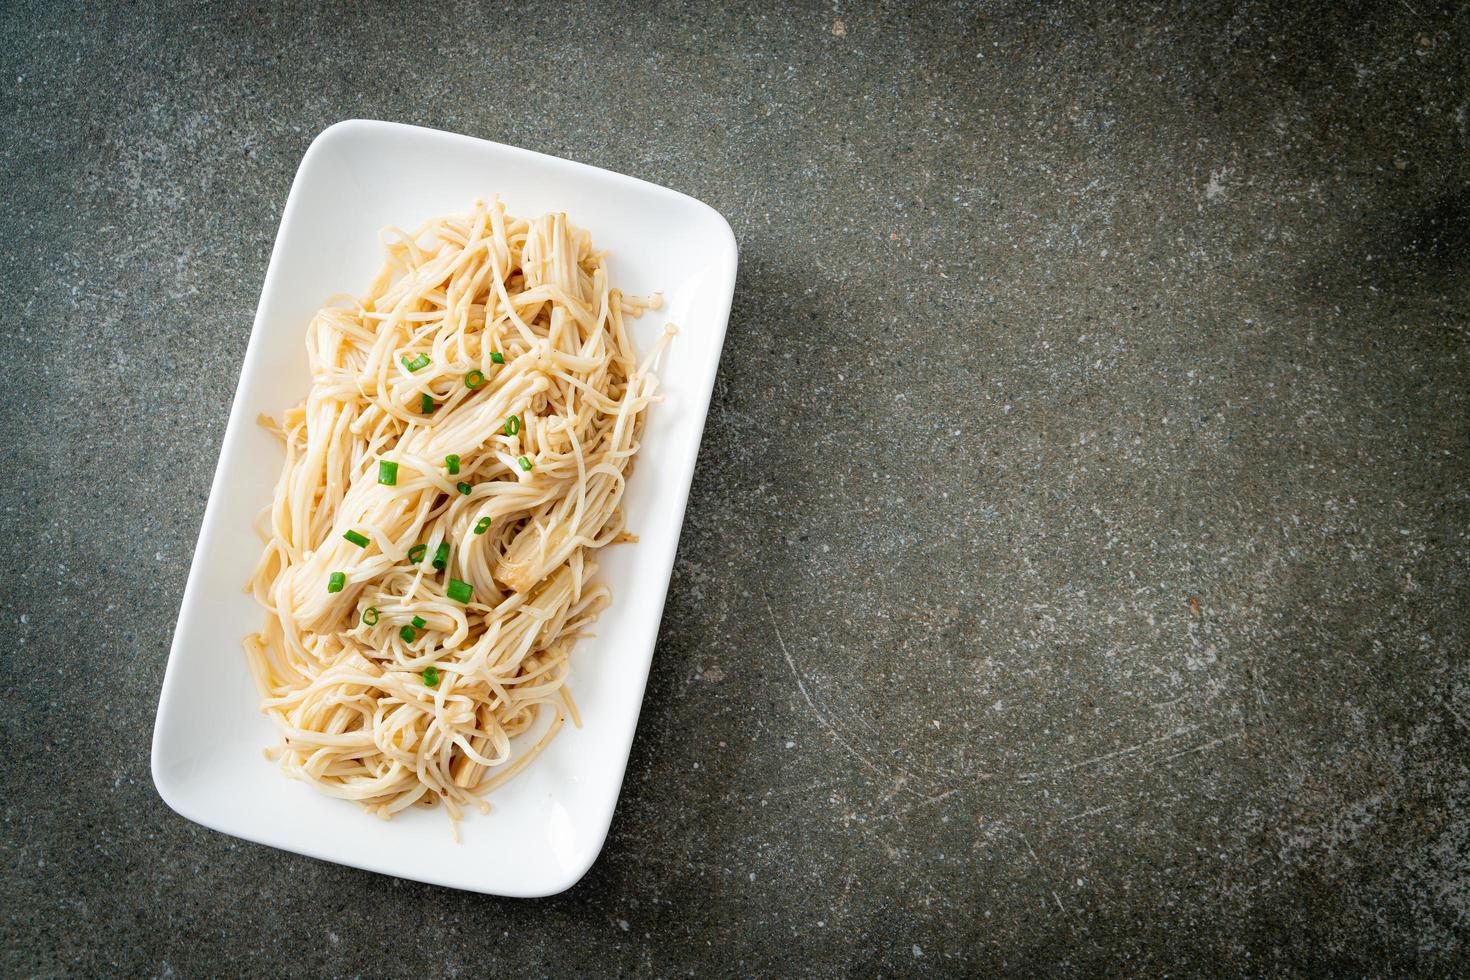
[1154,731,1244,766]
[764,593,928,796]
[1016,726,1197,782]
[762,594,982,800]
[925,788,960,806]
[1018,828,1040,865]
[1059,802,1119,825]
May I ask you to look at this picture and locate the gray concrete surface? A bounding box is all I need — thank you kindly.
[3,0,1468,975]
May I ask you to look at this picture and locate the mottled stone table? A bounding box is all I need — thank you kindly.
[3,1,1467,974]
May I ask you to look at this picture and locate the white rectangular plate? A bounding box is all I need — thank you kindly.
[151,120,736,896]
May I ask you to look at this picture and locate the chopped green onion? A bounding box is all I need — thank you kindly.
[445,454,461,475]
[473,517,492,535]
[490,351,505,364]
[377,460,398,486]
[401,353,431,373]
[432,542,449,571]
[457,481,472,495]
[343,529,370,548]
[504,415,520,436]
[399,624,416,642]
[517,456,533,472]
[446,578,473,603]
[327,571,346,593]
[407,543,427,563]
[411,615,427,629]
[422,666,440,687]
[465,370,485,389]
[362,606,379,626]
[420,393,436,414]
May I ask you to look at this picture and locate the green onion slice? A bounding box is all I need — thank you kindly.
[517,456,533,472]
[362,606,379,625]
[343,529,369,548]
[465,370,485,389]
[378,460,398,486]
[432,542,449,571]
[327,571,346,593]
[420,393,436,414]
[473,517,491,535]
[407,543,427,563]
[446,578,473,603]
[490,351,505,364]
[445,454,460,475]
[422,666,440,687]
[456,481,472,495]
[411,615,427,629]
[399,624,416,642]
[402,353,430,373]
[504,415,520,436]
